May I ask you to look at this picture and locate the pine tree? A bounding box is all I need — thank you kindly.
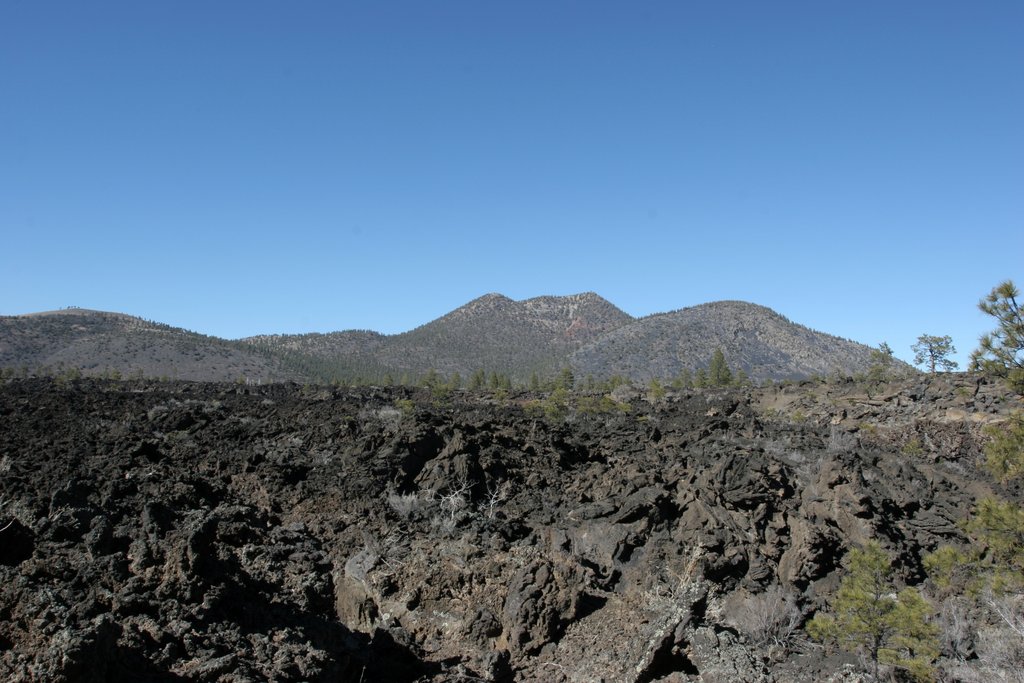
[970,280,1024,393]
[544,386,569,421]
[927,413,1024,595]
[867,342,895,384]
[808,541,939,681]
[529,372,541,392]
[912,334,959,373]
[709,348,732,386]
[420,369,440,389]
[648,378,666,401]
[672,368,693,390]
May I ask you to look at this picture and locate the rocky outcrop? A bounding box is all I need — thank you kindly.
[0,375,1020,681]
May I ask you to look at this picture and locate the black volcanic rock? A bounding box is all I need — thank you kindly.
[0,376,1018,681]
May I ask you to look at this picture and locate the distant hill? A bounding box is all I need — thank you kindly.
[242,292,633,382]
[571,301,884,382]
[0,309,295,382]
[377,291,633,379]
[242,329,389,382]
[1,297,893,384]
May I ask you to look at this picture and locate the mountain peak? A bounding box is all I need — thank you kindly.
[473,292,513,303]
[444,293,517,320]
[574,299,880,381]
[18,308,134,320]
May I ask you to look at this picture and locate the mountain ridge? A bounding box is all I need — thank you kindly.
[572,300,880,382]
[2,294,894,383]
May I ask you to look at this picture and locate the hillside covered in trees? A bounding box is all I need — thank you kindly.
[2,294,889,386]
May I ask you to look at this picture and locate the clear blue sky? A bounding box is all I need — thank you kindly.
[2,1,1021,367]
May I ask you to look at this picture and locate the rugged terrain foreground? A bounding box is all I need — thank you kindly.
[0,376,1019,681]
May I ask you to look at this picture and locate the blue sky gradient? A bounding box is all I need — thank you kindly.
[2,1,1021,367]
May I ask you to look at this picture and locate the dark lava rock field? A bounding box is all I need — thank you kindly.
[0,376,1019,682]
